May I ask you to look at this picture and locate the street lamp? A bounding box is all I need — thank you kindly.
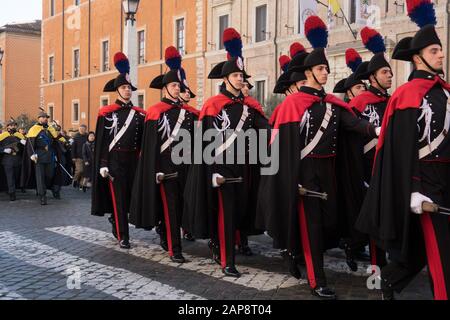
[122,0,140,104]
[122,0,140,25]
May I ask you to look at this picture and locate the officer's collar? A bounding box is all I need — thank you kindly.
[161,97,182,107]
[300,86,327,99]
[220,87,245,103]
[410,70,438,81]
[368,85,390,98]
[115,99,134,108]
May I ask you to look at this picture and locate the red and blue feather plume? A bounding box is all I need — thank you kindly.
[406,0,437,28]
[361,27,386,54]
[304,16,328,49]
[279,55,291,73]
[345,48,362,73]
[114,52,130,74]
[223,28,243,59]
[165,46,182,70]
[290,42,305,58]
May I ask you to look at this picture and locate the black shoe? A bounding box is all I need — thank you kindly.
[183,232,195,242]
[160,237,168,252]
[119,239,130,249]
[52,191,61,200]
[40,196,47,205]
[381,279,395,300]
[238,244,253,256]
[108,216,118,239]
[311,287,336,300]
[208,240,221,265]
[286,254,303,279]
[344,244,358,272]
[222,266,241,278]
[82,186,87,193]
[9,193,16,201]
[170,254,186,263]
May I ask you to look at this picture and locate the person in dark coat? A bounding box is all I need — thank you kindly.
[21,110,68,205]
[130,46,198,263]
[183,28,269,277]
[257,16,379,299]
[91,52,146,249]
[71,125,88,189]
[81,131,95,192]
[356,1,450,300]
[0,118,26,201]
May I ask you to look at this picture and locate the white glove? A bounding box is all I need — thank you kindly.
[375,127,381,137]
[212,173,224,188]
[20,139,26,145]
[99,167,109,178]
[30,154,38,162]
[3,148,12,154]
[156,172,164,184]
[69,138,74,145]
[410,192,433,214]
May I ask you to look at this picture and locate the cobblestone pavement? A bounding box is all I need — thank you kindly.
[0,187,432,300]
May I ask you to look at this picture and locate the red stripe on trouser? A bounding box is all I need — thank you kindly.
[217,190,227,268]
[235,230,241,246]
[298,200,317,289]
[420,213,448,300]
[160,184,174,257]
[108,180,121,242]
[369,240,377,273]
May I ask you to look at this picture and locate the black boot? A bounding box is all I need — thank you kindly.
[160,233,168,252]
[52,191,61,200]
[344,243,358,272]
[119,239,131,249]
[108,216,118,239]
[222,265,241,278]
[381,278,395,300]
[170,253,186,263]
[9,193,16,202]
[183,232,195,242]
[208,240,221,265]
[284,253,303,279]
[237,236,253,256]
[40,195,47,205]
[311,287,336,300]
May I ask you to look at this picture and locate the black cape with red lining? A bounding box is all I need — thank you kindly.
[256,92,356,252]
[355,76,450,262]
[339,90,389,243]
[91,104,146,217]
[128,101,199,229]
[182,93,267,239]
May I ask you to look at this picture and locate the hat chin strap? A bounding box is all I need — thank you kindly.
[226,76,241,93]
[164,85,179,102]
[310,69,323,88]
[419,56,440,75]
[116,89,131,103]
[372,74,388,92]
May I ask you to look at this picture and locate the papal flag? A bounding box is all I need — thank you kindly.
[299,0,317,36]
[329,0,341,15]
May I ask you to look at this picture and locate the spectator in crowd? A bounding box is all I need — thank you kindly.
[71,124,88,189]
[81,131,95,192]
